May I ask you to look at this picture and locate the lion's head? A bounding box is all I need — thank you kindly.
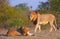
[30,11,38,22]
[21,27,34,36]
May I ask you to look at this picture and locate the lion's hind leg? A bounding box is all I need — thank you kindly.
[50,23,53,32]
[51,24,57,31]
[50,22,57,32]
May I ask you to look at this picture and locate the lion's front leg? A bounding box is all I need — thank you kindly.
[38,25,41,32]
[34,24,41,33]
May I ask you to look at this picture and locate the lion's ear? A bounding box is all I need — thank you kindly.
[34,11,38,14]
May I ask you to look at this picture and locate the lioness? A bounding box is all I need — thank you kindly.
[7,27,33,36]
[30,11,57,32]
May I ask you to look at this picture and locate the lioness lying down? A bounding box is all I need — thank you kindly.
[7,27,34,36]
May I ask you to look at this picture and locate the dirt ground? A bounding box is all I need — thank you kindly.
[0,27,60,39]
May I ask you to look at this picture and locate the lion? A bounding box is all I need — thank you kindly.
[7,29,21,36]
[7,27,33,36]
[29,11,58,32]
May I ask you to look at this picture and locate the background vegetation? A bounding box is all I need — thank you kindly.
[0,0,30,29]
[0,0,60,29]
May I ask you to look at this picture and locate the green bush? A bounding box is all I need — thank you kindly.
[0,5,30,29]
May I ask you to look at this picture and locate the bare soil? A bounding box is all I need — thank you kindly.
[0,27,60,39]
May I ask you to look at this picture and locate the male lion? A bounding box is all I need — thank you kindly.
[7,29,21,36]
[30,11,57,32]
[7,27,33,36]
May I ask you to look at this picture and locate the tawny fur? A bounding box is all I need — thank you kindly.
[30,11,57,32]
[7,27,33,36]
[7,29,21,36]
